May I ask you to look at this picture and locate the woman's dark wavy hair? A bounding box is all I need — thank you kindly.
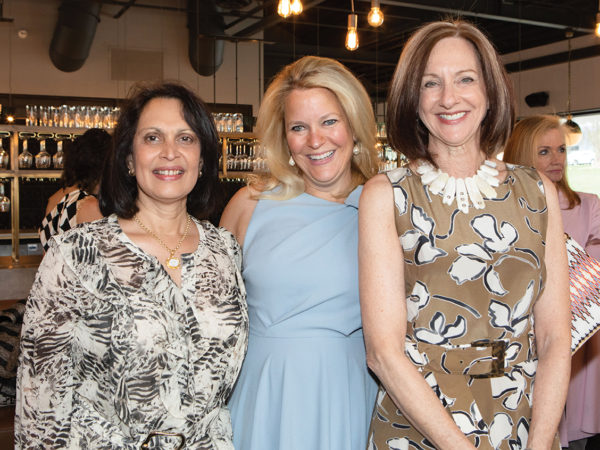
[62,128,111,193]
[99,81,222,220]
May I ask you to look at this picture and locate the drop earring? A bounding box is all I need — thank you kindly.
[352,144,360,156]
[289,156,295,166]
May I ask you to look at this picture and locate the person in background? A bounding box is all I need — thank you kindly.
[39,128,111,251]
[503,114,600,450]
[360,20,571,449]
[16,81,248,449]
[220,55,379,450]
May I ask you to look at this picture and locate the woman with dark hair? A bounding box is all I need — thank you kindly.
[39,128,111,251]
[504,115,600,450]
[360,20,570,449]
[16,81,248,449]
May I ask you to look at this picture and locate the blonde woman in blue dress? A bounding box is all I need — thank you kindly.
[221,55,379,449]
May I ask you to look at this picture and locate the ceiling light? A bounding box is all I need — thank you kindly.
[277,0,292,18]
[367,0,384,27]
[565,117,583,146]
[596,11,600,37]
[346,13,359,51]
[290,0,303,15]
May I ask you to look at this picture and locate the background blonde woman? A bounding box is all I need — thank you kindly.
[504,114,600,450]
[221,55,379,450]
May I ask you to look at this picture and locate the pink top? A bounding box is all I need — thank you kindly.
[558,190,600,446]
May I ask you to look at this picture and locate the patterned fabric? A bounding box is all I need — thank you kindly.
[566,236,600,353]
[16,215,248,449]
[368,165,560,450]
[39,189,92,252]
[0,300,26,407]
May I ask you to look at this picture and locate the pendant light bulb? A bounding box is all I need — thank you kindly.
[367,0,384,27]
[596,12,600,37]
[290,0,303,15]
[346,13,359,51]
[277,0,292,18]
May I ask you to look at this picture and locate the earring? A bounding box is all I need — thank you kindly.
[289,156,295,166]
[352,144,360,156]
[128,167,135,176]
[198,169,203,178]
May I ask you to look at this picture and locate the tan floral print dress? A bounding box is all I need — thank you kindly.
[368,165,561,450]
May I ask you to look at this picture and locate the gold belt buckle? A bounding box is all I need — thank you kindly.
[140,431,186,450]
[470,339,507,378]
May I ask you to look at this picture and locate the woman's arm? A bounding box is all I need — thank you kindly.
[527,174,571,449]
[219,186,258,247]
[15,244,80,449]
[584,193,600,259]
[359,174,475,449]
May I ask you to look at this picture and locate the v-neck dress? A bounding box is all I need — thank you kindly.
[368,165,561,449]
[228,187,378,450]
[16,214,248,449]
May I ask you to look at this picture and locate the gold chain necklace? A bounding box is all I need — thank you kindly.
[133,213,192,269]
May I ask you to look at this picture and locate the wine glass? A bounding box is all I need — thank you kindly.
[53,140,64,169]
[35,140,52,169]
[18,139,33,169]
[0,183,9,213]
[0,142,8,169]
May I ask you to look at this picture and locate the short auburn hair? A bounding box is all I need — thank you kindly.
[386,19,515,164]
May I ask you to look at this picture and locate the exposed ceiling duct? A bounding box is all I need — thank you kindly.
[49,0,101,72]
[188,0,226,77]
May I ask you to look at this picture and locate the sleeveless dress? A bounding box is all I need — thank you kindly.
[39,189,93,251]
[368,165,561,450]
[228,186,378,450]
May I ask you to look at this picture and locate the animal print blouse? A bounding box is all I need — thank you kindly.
[15,215,248,449]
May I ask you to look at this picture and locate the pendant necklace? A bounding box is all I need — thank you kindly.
[416,159,500,214]
[133,213,192,269]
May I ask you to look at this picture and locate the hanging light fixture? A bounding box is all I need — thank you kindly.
[277,0,292,18]
[346,0,359,51]
[596,0,600,37]
[290,0,303,15]
[564,30,583,146]
[367,0,384,27]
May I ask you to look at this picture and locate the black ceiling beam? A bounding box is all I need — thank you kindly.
[368,0,595,33]
[112,0,137,19]
[234,0,327,37]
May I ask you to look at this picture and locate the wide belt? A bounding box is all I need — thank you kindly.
[414,334,533,378]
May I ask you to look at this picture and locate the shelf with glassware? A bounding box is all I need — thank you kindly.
[0,125,261,265]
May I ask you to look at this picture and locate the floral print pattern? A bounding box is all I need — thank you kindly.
[368,166,560,449]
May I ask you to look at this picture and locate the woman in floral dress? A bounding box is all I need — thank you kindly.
[359,20,571,449]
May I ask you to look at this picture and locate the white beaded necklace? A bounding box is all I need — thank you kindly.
[415,159,500,214]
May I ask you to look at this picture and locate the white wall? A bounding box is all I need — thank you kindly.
[0,0,263,115]
[504,35,600,117]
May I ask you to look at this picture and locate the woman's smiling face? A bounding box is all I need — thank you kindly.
[284,87,355,200]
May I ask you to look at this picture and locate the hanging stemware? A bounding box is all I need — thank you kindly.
[35,139,52,169]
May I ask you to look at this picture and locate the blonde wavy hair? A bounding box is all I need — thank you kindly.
[503,114,580,209]
[249,55,379,200]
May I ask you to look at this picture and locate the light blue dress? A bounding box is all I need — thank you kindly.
[229,186,378,450]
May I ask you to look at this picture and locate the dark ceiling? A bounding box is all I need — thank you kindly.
[104,0,600,100]
[226,0,599,101]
